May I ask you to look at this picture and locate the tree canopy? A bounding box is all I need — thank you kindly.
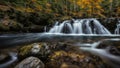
[0,0,120,18]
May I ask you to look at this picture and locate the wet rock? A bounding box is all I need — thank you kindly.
[0,54,8,61]
[18,43,53,62]
[15,56,44,68]
[0,53,10,63]
[84,57,91,63]
[31,43,40,54]
[96,39,120,56]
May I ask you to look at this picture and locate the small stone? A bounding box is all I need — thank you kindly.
[84,57,91,63]
[31,43,40,54]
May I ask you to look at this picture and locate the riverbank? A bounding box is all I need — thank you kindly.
[0,42,112,68]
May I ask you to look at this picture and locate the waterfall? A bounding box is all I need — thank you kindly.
[44,26,47,32]
[115,24,120,34]
[49,19,111,34]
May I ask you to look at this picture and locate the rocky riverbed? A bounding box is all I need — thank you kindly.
[0,42,115,68]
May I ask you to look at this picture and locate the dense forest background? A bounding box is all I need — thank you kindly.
[0,0,120,32]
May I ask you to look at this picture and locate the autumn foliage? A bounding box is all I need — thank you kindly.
[0,0,120,18]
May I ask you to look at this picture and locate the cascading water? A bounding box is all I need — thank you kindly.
[115,23,120,34]
[49,19,111,34]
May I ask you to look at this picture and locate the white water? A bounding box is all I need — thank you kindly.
[44,26,47,32]
[49,19,111,34]
[115,23,120,34]
[0,52,17,68]
[79,38,120,68]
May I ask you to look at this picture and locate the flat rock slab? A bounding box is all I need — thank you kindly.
[15,56,44,68]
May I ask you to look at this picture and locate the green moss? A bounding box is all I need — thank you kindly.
[0,23,9,31]
[19,44,33,56]
[59,16,72,21]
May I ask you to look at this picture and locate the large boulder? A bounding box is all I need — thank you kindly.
[18,43,52,60]
[15,56,44,68]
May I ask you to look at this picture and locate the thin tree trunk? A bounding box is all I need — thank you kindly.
[110,0,113,17]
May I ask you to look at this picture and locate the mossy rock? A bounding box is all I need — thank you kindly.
[19,44,33,56]
[0,23,9,31]
[18,43,52,61]
[0,19,23,32]
[9,20,23,31]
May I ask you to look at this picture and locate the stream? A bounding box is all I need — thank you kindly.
[0,18,120,68]
[0,33,120,68]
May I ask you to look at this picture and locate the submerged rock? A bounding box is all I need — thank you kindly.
[15,56,44,68]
